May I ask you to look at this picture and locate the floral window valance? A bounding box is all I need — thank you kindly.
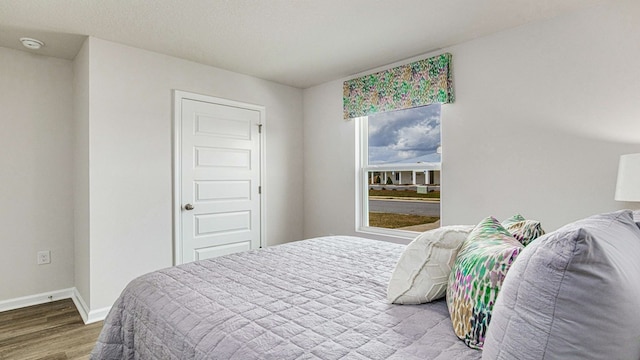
[343,53,454,119]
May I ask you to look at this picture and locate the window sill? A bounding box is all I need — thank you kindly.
[356,226,419,242]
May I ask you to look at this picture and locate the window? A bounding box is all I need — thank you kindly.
[356,104,441,238]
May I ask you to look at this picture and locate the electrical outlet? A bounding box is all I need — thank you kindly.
[37,250,51,265]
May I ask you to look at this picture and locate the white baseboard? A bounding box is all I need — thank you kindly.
[72,288,110,324]
[87,306,111,324]
[72,288,90,323]
[1,288,110,324]
[0,288,75,313]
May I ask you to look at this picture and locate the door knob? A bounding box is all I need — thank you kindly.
[184,203,194,211]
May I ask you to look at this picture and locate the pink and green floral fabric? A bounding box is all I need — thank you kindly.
[446,216,523,349]
[501,214,526,227]
[502,214,545,246]
[343,53,454,119]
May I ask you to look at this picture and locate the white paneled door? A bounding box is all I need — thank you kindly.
[175,92,263,264]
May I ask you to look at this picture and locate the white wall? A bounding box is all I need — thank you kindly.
[85,37,304,310]
[0,47,74,301]
[303,0,640,241]
[73,39,91,307]
[442,0,640,229]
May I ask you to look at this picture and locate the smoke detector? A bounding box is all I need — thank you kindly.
[20,37,45,50]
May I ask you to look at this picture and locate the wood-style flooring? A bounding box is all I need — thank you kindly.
[0,299,103,360]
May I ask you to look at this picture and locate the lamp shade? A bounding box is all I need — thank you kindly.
[615,153,640,202]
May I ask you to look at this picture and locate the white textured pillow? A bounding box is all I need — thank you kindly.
[387,225,475,304]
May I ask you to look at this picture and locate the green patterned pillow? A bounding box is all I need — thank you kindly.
[446,216,524,349]
[502,214,526,227]
[502,214,545,246]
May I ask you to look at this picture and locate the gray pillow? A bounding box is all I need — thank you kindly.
[482,210,640,360]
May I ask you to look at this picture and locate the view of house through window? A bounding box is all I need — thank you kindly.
[360,104,441,232]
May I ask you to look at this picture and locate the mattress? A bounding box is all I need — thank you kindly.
[92,236,481,359]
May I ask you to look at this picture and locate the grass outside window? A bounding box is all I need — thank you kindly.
[368,212,439,229]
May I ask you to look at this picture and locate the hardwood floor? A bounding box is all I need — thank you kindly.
[0,299,103,360]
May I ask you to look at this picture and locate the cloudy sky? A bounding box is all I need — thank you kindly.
[368,104,441,165]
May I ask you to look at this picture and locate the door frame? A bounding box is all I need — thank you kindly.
[172,90,266,265]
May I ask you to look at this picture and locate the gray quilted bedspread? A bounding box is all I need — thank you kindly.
[92,236,481,359]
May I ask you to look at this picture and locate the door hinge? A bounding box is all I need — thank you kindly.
[258,186,262,194]
[257,123,263,133]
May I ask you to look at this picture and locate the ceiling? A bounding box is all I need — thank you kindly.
[0,0,609,88]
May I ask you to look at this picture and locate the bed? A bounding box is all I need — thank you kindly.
[91,236,481,359]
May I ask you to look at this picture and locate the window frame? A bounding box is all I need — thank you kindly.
[355,116,441,240]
